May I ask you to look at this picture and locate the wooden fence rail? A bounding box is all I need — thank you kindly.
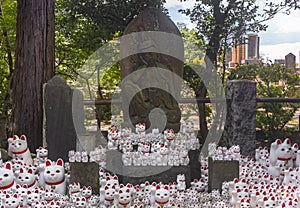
[83,97,300,105]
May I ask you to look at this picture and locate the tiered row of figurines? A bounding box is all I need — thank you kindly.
[104,120,200,167]
[3,119,300,207]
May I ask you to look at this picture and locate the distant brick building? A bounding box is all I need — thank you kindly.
[229,34,260,68]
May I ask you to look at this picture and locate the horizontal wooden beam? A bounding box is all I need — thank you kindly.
[83,97,300,105]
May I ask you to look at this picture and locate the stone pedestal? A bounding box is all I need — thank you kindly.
[222,80,256,157]
[70,162,99,194]
[105,150,194,187]
[208,157,239,192]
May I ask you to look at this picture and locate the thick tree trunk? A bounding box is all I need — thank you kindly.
[12,0,55,151]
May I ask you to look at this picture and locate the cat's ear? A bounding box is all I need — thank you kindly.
[28,169,33,174]
[46,160,52,167]
[20,135,27,141]
[56,158,64,166]
[5,163,11,170]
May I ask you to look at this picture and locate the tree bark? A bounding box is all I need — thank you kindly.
[12,0,55,151]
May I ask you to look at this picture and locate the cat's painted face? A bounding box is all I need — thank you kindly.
[118,188,131,205]
[9,135,28,152]
[155,185,170,203]
[75,197,86,208]
[16,168,35,187]
[4,194,20,208]
[27,189,41,205]
[177,174,185,182]
[136,123,146,132]
[44,159,65,183]
[37,147,48,157]
[81,186,92,197]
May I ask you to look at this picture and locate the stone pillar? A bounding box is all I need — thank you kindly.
[222,80,256,157]
[44,76,84,161]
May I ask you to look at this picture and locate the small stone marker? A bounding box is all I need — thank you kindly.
[70,162,99,194]
[189,149,201,181]
[208,157,239,192]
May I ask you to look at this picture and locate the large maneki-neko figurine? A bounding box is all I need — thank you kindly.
[8,135,33,165]
[269,138,294,168]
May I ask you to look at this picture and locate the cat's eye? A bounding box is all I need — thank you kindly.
[18,176,22,179]
[46,171,50,174]
[56,170,60,173]
[3,174,8,177]
[25,177,29,179]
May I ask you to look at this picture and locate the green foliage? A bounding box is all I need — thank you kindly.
[55,0,166,79]
[0,0,16,121]
[231,63,300,138]
[55,0,166,124]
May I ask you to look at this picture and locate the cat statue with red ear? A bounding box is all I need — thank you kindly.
[44,159,66,195]
[15,168,38,189]
[8,135,33,165]
[0,162,15,192]
[150,184,170,208]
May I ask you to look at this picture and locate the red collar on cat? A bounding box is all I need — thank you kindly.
[28,179,37,188]
[0,180,14,190]
[119,201,130,206]
[278,157,292,161]
[155,199,169,206]
[12,147,28,155]
[45,177,65,186]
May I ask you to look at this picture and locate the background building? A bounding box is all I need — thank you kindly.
[285,53,296,70]
[229,34,260,68]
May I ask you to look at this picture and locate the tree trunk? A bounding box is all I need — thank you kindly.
[196,82,208,143]
[12,0,55,152]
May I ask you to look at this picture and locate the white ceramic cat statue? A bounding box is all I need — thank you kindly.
[44,159,66,195]
[150,184,170,207]
[8,135,33,165]
[176,174,186,191]
[0,162,15,191]
[16,168,38,189]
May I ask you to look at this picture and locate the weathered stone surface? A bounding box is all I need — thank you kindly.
[189,150,201,181]
[208,157,239,192]
[222,80,256,157]
[70,162,99,194]
[44,76,84,161]
[105,150,191,187]
[120,8,184,132]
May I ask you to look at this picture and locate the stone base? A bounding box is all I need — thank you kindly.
[70,162,99,194]
[208,157,239,192]
[105,150,201,187]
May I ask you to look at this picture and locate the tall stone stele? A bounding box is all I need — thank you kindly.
[120,8,184,132]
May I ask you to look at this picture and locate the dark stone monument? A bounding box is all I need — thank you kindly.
[120,8,184,132]
[44,76,85,161]
[189,150,201,181]
[208,157,239,192]
[221,80,256,157]
[70,162,99,194]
